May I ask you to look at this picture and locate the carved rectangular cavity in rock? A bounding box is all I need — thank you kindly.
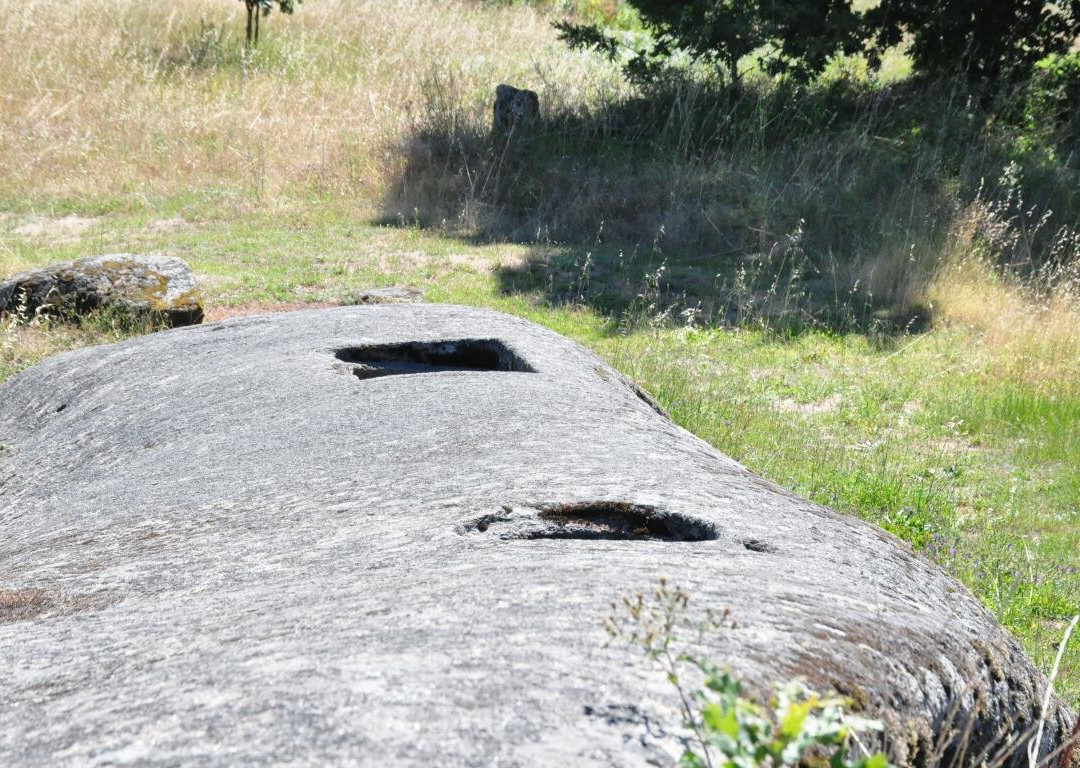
[335,338,535,380]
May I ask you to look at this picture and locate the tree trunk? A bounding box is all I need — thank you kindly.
[254,7,260,47]
[245,1,253,46]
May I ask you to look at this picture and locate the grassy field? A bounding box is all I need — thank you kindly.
[1,0,1078,710]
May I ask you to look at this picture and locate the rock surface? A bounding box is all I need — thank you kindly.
[0,253,202,327]
[0,305,1073,767]
[493,83,540,132]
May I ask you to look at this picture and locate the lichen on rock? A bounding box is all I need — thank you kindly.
[0,253,203,327]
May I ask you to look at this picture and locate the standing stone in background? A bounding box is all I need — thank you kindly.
[0,253,203,327]
[493,83,540,132]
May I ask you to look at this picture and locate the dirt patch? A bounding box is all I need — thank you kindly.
[372,249,524,274]
[344,285,422,304]
[448,251,526,270]
[773,392,842,415]
[929,436,978,454]
[203,301,339,323]
[375,250,428,272]
[145,217,190,234]
[11,215,101,241]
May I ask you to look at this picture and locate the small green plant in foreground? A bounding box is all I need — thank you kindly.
[604,579,890,768]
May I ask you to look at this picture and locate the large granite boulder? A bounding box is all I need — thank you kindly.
[0,305,1073,766]
[0,253,202,327]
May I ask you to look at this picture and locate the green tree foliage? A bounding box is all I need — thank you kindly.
[865,0,1080,83]
[1021,52,1080,147]
[240,0,300,47]
[557,0,861,84]
[557,0,1080,85]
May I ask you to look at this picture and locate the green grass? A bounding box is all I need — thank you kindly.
[607,327,1079,682]
[2,207,1077,703]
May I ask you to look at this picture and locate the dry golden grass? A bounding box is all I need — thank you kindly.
[930,203,1080,392]
[2,0,1078,365]
[0,0,609,208]
[3,0,1075,341]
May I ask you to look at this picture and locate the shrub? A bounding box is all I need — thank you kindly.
[560,0,1080,86]
[864,0,1080,83]
[556,0,862,84]
[1024,52,1080,145]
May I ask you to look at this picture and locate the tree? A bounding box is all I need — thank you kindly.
[864,0,1080,83]
[558,0,1080,87]
[241,0,300,47]
[556,0,862,85]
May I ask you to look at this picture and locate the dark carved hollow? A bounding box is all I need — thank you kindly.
[463,502,719,542]
[335,339,535,380]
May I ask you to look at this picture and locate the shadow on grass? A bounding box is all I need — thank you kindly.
[491,238,934,337]
[377,71,1078,337]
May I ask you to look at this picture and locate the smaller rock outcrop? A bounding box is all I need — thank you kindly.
[0,253,203,327]
[493,84,539,132]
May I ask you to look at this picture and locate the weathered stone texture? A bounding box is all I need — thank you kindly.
[0,305,1073,766]
[0,253,202,327]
